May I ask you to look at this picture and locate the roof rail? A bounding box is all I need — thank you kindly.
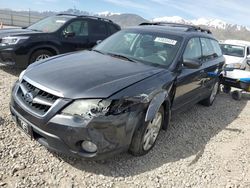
[56,13,78,17]
[79,15,113,23]
[139,22,212,34]
[56,13,113,23]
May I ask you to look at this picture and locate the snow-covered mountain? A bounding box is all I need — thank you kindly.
[97,11,121,17]
[152,16,248,31]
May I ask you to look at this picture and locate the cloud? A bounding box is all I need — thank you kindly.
[149,0,250,26]
[103,0,149,10]
[33,0,59,5]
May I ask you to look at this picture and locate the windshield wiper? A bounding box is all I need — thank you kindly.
[92,49,105,54]
[107,53,137,63]
[29,28,43,32]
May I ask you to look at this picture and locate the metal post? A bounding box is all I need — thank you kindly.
[10,11,13,26]
[29,8,31,25]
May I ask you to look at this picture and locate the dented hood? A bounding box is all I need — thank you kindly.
[24,51,163,99]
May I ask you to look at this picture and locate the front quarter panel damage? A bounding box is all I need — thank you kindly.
[109,70,176,127]
[145,91,168,122]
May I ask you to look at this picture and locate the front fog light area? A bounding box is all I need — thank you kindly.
[81,141,97,153]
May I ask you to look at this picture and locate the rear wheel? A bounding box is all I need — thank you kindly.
[200,81,219,106]
[232,90,242,100]
[29,50,53,64]
[129,106,165,156]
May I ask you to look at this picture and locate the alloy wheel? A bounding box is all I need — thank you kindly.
[143,112,163,151]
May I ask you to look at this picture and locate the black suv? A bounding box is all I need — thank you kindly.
[0,14,120,68]
[10,23,225,159]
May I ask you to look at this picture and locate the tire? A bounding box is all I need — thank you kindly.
[129,106,165,156]
[200,81,219,106]
[222,85,231,94]
[232,90,242,100]
[29,49,53,64]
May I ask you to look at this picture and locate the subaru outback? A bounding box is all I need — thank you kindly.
[10,23,225,159]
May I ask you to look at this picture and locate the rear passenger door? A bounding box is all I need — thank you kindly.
[172,37,206,111]
[89,20,108,47]
[200,38,224,95]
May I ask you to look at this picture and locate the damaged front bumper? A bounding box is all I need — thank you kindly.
[10,95,145,159]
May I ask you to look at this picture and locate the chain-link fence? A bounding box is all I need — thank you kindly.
[0,10,44,27]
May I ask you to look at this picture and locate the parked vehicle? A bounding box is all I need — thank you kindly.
[10,23,224,159]
[221,68,250,100]
[220,40,250,70]
[0,14,120,68]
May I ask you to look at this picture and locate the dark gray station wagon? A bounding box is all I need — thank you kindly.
[10,23,225,159]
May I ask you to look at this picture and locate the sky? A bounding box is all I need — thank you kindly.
[0,0,249,26]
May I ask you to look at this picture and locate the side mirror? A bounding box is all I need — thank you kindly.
[96,40,102,45]
[183,59,201,69]
[64,31,75,38]
[246,55,250,66]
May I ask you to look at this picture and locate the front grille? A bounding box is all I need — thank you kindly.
[16,79,59,116]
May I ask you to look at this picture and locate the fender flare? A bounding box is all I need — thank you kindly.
[145,91,170,123]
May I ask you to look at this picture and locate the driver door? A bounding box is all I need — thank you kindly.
[60,19,90,53]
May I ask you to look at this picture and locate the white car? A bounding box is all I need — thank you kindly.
[220,40,250,70]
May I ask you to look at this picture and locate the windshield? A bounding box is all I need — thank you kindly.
[220,44,245,58]
[94,30,182,67]
[28,16,71,33]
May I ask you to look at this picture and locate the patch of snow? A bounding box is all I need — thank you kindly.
[153,16,247,31]
[97,11,121,17]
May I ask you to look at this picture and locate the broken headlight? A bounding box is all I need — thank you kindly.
[61,97,144,118]
[62,99,111,118]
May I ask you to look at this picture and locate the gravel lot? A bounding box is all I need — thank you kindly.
[0,64,250,188]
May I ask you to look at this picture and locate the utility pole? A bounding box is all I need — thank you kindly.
[29,8,31,25]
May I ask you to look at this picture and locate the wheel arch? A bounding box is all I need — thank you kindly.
[28,45,59,61]
[145,90,171,130]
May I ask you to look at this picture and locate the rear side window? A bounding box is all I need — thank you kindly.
[63,20,88,36]
[201,38,222,60]
[90,21,107,36]
[211,40,222,57]
[200,38,214,57]
[109,24,119,35]
[183,38,202,60]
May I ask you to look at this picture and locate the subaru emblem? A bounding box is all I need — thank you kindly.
[25,92,34,103]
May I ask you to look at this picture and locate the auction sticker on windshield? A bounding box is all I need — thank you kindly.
[56,20,66,23]
[154,37,177,45]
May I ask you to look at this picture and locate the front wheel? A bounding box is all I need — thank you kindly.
[129,106,165,156]
[200,81,219,106]
[29,50,53,64]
